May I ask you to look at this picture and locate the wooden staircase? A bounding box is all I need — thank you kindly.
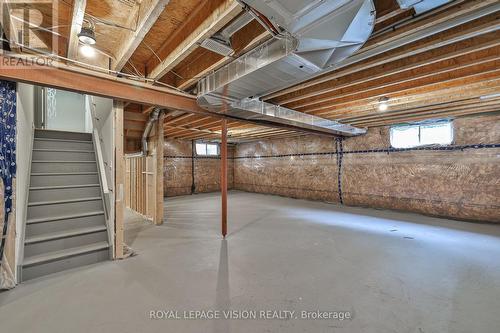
[22,129,110,281]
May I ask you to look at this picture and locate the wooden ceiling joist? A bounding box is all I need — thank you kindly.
[112,0,171,71]
[266,6,500,102]
[365,0,496,51]
[328,80,500,121]
[146,0,241,80]
[308,67,500,116]
[277,30,500,107]
[291,50,500,113]
[67,0,87,59]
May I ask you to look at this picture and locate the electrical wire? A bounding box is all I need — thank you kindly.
[0,37,187,94]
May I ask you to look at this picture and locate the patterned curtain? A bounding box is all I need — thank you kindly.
[0,80,16,289]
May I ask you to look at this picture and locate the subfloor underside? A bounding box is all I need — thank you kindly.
[1,191,500,332]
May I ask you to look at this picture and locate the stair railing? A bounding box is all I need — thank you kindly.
[86,96,113,249]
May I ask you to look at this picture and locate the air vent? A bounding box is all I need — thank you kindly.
[200,38,234,57]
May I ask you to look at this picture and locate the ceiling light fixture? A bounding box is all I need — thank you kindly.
[78,26,96,45]
[378,96,389,111]
[80,44,95,58]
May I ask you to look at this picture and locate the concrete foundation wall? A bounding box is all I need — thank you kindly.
[164,139,234,197]
[234,114,500,223]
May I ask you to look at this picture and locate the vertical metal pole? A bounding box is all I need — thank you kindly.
[221,119,228,238]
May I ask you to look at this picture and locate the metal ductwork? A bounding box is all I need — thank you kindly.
[197,0,375,136]
[396,0,452,15]
[126,108,162,157]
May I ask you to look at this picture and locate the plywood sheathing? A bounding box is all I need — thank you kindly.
[163,139,234,197]
[235,136,340,203]
[85,0,136,56]
[233,114,500,222]
[128,0,205,71]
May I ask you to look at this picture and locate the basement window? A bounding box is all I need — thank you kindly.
[195,142,219,156]
[390,120,453,148]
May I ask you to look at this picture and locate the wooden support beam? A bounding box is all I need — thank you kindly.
[112,0,170,71]
[155,112,165,225]
[67,0,87,59]
[221,119,228,238]
[146,0,241,80]
[0,54,203,112]
[114,101,125,259]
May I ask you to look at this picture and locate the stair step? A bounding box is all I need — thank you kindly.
[31,172,98,175]
[27,211,105,225]
[31,160,96,163]
[35,138,93,144]
[27,197,103,220]
[30,184,100,190]
[28,197,102,207]
[31,161,97,173]
[30,172,99,187]
[23,241,109,266]
[29,185,101,202]
[34,138,93,150]
[33,148,94,153]
[22,242,110,281]
[25,225,107,245]
[35,129,92,141]
[32,149,96,162]
[26,212,106,237]
[24,228,108,258]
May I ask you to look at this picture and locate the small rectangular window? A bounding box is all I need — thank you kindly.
[390,120,453,148]
[195,142,219,156]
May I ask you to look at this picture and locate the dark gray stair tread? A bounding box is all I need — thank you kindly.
[28,197,102,206]
[31,172,98,176]
[23,241,109,267]
[30,184,100,190]
[32,160,96,164]
[33,149,94,153]
[34,138,92,144]
[25,225,107,244]
[35,128,92,137]
[27,211,105,224]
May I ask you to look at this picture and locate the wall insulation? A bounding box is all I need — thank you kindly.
[164,139,234,197]
[234,114,500,223]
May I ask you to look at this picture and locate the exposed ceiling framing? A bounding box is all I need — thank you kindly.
[1,0,499,143]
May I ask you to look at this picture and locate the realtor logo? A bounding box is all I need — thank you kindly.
[0,0,58,67]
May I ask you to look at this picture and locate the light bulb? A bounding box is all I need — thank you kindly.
[80,44,95,58]
[378,102,388,111]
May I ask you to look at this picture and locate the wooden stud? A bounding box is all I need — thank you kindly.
[114,100,125,259]
[155,111,165,225]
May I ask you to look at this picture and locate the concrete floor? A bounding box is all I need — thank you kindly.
[1,191,500,333]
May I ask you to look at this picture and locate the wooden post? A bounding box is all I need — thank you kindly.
[221,119,228,238]
[155,111,165,225]
[114,101,125,259]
